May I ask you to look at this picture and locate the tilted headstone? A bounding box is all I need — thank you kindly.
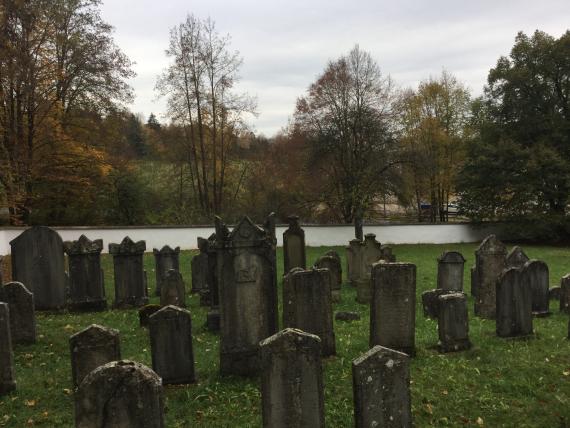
[74,360,164,428]
[69,324,121,389]
[421,289,457,319]
[0,282,36,344]
[10,226,66,310]
[506,246,530,268]
[560,274,570,313]
[352,345,411,428]
[0,303,16,395]
[159,269,186,308]
[153,245,180,296]
[283,215,306,275]
[496,268,533,338]
[370,262,416,356]
[63,235,106,311]
[109,237,148,309]
[283,268,336,357]
[473,235,507,319]
[191,237,209,295]
[314,254,342,302]
[347,239,364,287]
[215,214,278,376]
[260,328,324,428]
[437,251,465,291]
[522,260,550,316]
[149,305,195,385]
[437,293,471,352]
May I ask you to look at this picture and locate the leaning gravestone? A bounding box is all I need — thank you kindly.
[283,215,306,275]
[149,306,195,385]
[0,282,36,344]
[370,262,416,356]
[506,246,530,268]
[352,345,411,428]
[496,268,533,338]
[260,328,324,428]
[421,289,457,319]
[109,237,148,309]
[0,303,16,395]
[63,235,107,311]
[314,254,342,302]
[522,260,550,316]
[215,214,278,376]
[560,274,570,313]
[191,237,209,295]
[283,268,336,356]
[159,270,186,308]
[473,235,507,319]
[437,251,465,291]
[74,360,164,428]
[438,293,471,352]
[10,226,66,310]
[153,245,180,296]
[69,324,121,389]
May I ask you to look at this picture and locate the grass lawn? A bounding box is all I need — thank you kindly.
[1,243,569,427]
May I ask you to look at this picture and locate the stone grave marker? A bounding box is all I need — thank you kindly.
[506,246,529,268]
[159,269,186,308]
[473,235,507,319]
[109,237,148,309]
[437,251,465,291]
[0,281,36,344]
[560,274,570,313]
[346,239,364,287]
[0,303,16,395]
[153,245,180,296]
[496,268,533,338]
[421,289,457,319]
[283,215,306,275]
[205,233,220,331]
[437,293,471,352]
[522,260,550,316]
[139,304,162,328]
[191,237,209,295]
[314,254,342,302]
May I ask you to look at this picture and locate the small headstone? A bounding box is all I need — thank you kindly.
[473,235,507,319]
[549,286,561,301]
[437,293,471,352]
[352,345,411,428]
[109,237,148,309]
[283,215,306,274]
[560,274,570,313]
[437,251,465,291]
[139,304,162,328]
[69,324,121,389]
[149,306,195,385]
[191,238,209,295]
[260,328,324,428]
[506,246,529,268]
[522,260,550,316]
[0,303,16,395]
[0,282,36,344]
[496,268,533,338]
[381,245,396,263]
[335,311,360,322]
[421,289,457,319]
[153,245,180,296]
[159,269,186,307]
[314,255,342,302]
[74,360,164,428]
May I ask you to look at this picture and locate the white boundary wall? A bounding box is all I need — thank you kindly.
[0,223,502,254]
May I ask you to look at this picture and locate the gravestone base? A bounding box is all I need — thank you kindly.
[206,310,220,332]
[69,299,107,312]
[220,350,259,377]
[532,310,551,318]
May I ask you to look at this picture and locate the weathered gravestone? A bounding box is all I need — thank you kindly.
[437,251,465,291]
[283,215,306,275]
[370,262,416,356]
[352,345,411,428]
[522,260,550,316]
[472,235,507,319]
[314,254,342,302]
[347,239,364,287]
[549,286,561,301]
[69,324,121,389]
[74,360,164,428]
[359,234,383,303]
[496,268,533,338]
[0,303,16,395]
[560,274,570,313]
[506,246,529,268]
[260,328,324,428]
[159,269,186,308]
[191,237,209,295]
[421,289,457,319]
[139,304,162,328]
[149,306,195,385]
[63,235,106,311]
[283,268,336,356]
[153,245,180,296]
[325,250,343,279]
[0,282,36,344]
[205,233,220,331]
[109,237,148,309]
[438,293,471,352]
[10,226,66,310]
[215,214,278,376]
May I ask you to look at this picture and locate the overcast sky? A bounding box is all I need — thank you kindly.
[100,0,569,136]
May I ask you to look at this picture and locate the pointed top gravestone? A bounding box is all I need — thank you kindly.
[152,245,180,297]
[506,246,530,268]
[283,215,306,274]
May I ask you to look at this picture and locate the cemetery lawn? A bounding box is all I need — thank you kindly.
[1,243,570,427]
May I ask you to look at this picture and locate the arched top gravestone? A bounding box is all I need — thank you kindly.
[152,245,180,297]
[522,259,550,316]
[0,282,36,344]
[283,215,306,274]
[437,251,465,291]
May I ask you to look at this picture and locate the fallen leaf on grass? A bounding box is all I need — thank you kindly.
[476,417,484,425]
[24,400,36,407]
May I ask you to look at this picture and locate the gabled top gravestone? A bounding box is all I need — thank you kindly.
[10,226,66,310]
[473,235,507,319]
[283,215,306,274]
[109,237,148,309]
[506,246,529,268]
[153,246,180,296]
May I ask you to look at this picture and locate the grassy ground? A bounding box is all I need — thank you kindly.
[1,243,569,427]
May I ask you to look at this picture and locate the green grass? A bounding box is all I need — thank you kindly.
[1,243,570,427]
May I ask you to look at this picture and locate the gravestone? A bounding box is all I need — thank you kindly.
[63,235,106,311]
[314,254,342,302]
[352,345,411,428]
[149,306,195,385]
[560,274,570,313]
[370,262,416,356]
[69,324,121,389]
[347,239,364,287]
[522,260,550,316]
[0,282,36,344]
[496,268,533,338]
[216,214,278,376]
[421,289,457,319]
[159,269,186,308]
[153,245,180,296]
[0,303,16,395]
[139,304,162,328]
[283,268,336,356]
[205,233,220,331]
[381,245,396,262]
[437,293,471,352]
[260,328,324,428]
[74,360,164,428]
[10,226,66,310]
[506,246,529,268]
[109,237,148,309]
[549,286,561,301]
[283,215,306,275]
[437,251,465,291]
[336,311,361,321]
[191,237,209,295]
[473,235,507,319]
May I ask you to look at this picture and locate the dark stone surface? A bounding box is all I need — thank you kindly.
[139,305,162,328]
[370,262,416,356]
[522,260,550,316]
[549,286,561,302]
[314,255,342,302]
[153,246,180,297]
[506,246,530,268]
[473,235,507,319]
[260,328,324,428]
[191,238,209,295]
[74,360,164,428]
[206,309,220,331]
[421,289,457,319]
[283,215,306,275]
[437,293,471,352]
[206,233,220,332]
[283,268,336,357]
[109,237,148,309]
[347,239,364,287]
[356,277,372,304]
[149,306,195,385]
[470,265,478,297]
[437,251,465,291]
[496,267,533,338]
[561,274,570,313]
[10,226,66,310]
[352,345,411,428]
[0,282,36,344]
[0,303,16,395]
[335,311,361,322]
[159,269,186,308]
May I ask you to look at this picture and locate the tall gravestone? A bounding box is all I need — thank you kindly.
[74,360,164,428]
[260,328,324,428]
[473,235,507,319]
[506,246,529,268]
[63,235,106,311]
[352,345,411,428]
[370,262,416,356]
[0,282,36,344]
[0,303,16,395]
[159,270,186,308]
[109,237,148,309]
[347,239,364,287]
[216,214,278,376]
[149,306,195,385]
[153,245,180,296]
[283,268,336,356]
[437,293,471,352]
[314,254,342,302]
[522,260,550,316]
[356,234,384,303]
[191,237,209,295]
[560,274,570,313]
[437,251,465,291]
[283,215,306,275]
[10,226,66,310]
[69,324,121,389]
[206,233,221,331]
[496,268,533,338]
